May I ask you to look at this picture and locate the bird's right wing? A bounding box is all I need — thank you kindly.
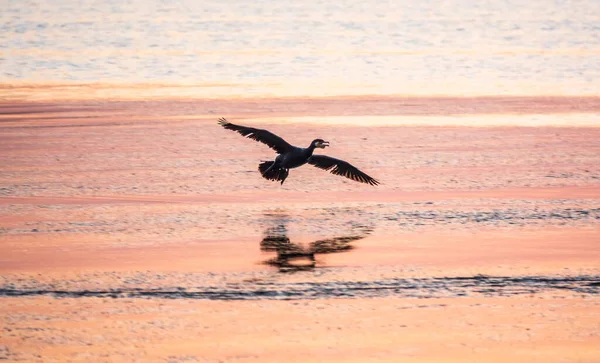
[218,118,294,154]
[308,154,380,186]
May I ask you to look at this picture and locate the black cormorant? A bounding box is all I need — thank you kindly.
[218,118,379,185]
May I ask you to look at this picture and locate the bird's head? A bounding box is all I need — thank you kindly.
[311,139,330,149]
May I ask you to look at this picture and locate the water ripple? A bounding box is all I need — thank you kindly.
[1,275,597,300]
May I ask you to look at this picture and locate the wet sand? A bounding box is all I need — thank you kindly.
[1,98,599,362]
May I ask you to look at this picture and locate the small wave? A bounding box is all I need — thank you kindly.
[1,275,597,300]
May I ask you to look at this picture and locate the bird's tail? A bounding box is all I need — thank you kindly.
[259,161,289,185]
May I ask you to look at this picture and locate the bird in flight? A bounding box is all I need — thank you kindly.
[218,118,379,185]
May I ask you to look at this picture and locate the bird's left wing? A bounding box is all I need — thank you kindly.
[308,154,380,186]
[218,118,294,154]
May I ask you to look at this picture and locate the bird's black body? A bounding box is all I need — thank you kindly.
[276,145,316,169]
[218,118,379,186]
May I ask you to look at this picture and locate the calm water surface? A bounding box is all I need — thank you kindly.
[2,0,599,97]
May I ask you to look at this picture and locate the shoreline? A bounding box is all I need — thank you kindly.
[2,94,600,116]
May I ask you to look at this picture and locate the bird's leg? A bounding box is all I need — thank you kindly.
[280,169,289,185]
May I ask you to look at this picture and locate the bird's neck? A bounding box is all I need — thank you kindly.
[305,144,316,156]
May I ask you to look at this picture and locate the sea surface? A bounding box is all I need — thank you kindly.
[1,0,599,98]
[1,4,600,358]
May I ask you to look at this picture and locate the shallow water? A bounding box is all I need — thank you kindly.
[2,0,599,97]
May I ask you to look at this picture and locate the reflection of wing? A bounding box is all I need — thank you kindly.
[308,155,379,186]
[310,235,366,254]
[218,118,294,154]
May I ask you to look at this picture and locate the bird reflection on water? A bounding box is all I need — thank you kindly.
[260,222,373,272]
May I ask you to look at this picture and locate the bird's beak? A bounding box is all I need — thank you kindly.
[319,141,330,148]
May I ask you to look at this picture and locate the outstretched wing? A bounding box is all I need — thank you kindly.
[218,118,294,154]
[308,154,380,186]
